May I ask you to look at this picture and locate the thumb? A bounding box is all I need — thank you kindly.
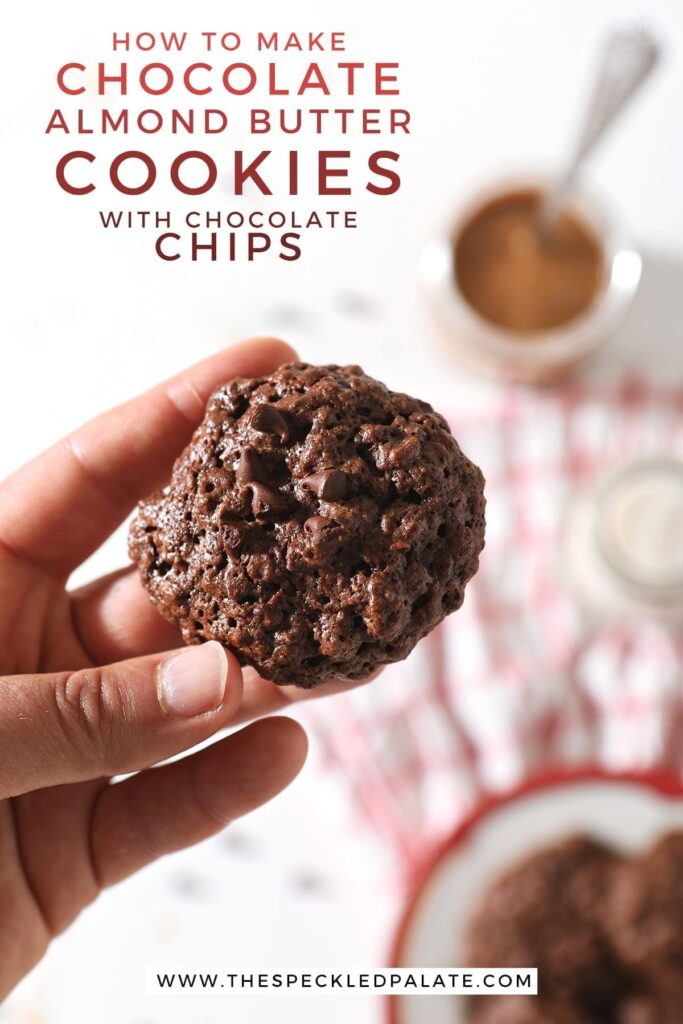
[0,641,242,799]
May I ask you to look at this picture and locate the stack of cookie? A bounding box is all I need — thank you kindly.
[466,833,683,1023]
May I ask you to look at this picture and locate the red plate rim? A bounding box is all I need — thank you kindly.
[385,764,683,1024]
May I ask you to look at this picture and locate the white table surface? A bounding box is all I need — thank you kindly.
[1,0,682,1021]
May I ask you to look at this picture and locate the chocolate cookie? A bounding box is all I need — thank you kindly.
[465,836,623,1014]
[129,363,485,687]
[617,991,683,1024]
[471,996,587,1024]
[607,833,683,996]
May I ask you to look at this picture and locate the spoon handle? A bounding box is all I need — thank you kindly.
[539,23,661,235]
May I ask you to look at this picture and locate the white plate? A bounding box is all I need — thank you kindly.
[388,772,683,1024]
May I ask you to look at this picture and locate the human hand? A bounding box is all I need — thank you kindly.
[0,338,360,998]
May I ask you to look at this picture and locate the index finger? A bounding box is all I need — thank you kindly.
[0,337,296,579]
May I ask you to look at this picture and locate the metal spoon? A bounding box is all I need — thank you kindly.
[538,22,661,240]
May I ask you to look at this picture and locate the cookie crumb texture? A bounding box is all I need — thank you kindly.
[129,363,485,687]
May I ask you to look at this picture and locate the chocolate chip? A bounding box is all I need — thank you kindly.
[303,515,345,557]
[250,482,287,518]
[304,515,331,538]
[236,447,267,485]
[302,469,348,501]
[251,403,290,444]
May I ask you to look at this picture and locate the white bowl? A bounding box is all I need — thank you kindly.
[387,770,683,1024]
[420,174,642,384]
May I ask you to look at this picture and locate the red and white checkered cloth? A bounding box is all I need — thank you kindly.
[311,376,683,875]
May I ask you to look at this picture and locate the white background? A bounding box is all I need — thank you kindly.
[1,1,682,1021]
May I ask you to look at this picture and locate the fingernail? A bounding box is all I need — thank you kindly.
[158,641,228,718]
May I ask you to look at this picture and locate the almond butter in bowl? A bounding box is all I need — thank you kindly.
[420,174,641,384]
